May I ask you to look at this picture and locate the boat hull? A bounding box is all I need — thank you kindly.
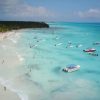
[63,65,80,73]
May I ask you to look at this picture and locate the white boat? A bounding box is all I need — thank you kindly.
[76,44,83,48]
[62,64,80,72]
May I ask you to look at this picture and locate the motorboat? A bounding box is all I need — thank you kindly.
[62,64,80,72]
[83,48,96,52]
[76,44,83,48]
[55,43,63,46]
[66,45,74,48]
[93,42,100,45]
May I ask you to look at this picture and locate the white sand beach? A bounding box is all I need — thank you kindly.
[0,32,13,40]
[0,30,24,100]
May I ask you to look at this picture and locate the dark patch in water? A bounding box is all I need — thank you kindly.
[32,81,42,87]
[24,75,43,89]
[52,66,62,74]
[25,72,30,78]
[95,80,100,84]
[51,85,67,94]
[80,69,100,76]
[48,80,59,83]
[26,77,43,89]
[86,70,100,75]
[27,64,40,70]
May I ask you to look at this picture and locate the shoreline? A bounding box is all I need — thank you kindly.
[0,31,15,41]
[0,30,28,100]
[0,79,21,100]
[0,77,28,100]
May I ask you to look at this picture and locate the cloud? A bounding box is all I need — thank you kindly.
[12,5,54,17]
[0,0,55,21]
[0,0,21,12]
[78,8,100,18]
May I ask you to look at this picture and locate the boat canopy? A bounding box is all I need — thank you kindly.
[67,64,77,68]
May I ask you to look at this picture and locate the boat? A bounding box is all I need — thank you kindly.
[76,44,83,48]
[93,42,100,45]
[83,48,96,52]
[62,64,80,72]
[55,43,63,46]
[66,45,74,48]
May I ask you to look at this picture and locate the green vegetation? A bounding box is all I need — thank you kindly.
[0,21,49,32]
[0,24,11,32]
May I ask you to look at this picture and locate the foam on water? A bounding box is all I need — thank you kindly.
[16,52,24,61]
[9,38,17,43]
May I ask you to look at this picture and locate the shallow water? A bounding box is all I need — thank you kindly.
[0,22,100,100]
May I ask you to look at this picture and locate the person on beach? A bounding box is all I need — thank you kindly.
[2,60,4,64]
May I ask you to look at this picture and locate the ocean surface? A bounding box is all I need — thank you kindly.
[0,22,100,100]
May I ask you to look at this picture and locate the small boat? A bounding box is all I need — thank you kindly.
[83,48,96,52]
[55,43,63,46]
[76,44,83,48]
[66,45,74,48]
[93,42,100,45]
[62,64,80,72]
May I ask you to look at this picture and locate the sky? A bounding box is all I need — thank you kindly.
[0,0,100,22]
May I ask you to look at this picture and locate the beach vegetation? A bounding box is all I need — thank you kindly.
[0,21,49,32]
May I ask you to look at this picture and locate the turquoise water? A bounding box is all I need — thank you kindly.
[0,22,100,100]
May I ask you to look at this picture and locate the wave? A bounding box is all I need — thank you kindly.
[16,52,24,61]
[9,38,17,43]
